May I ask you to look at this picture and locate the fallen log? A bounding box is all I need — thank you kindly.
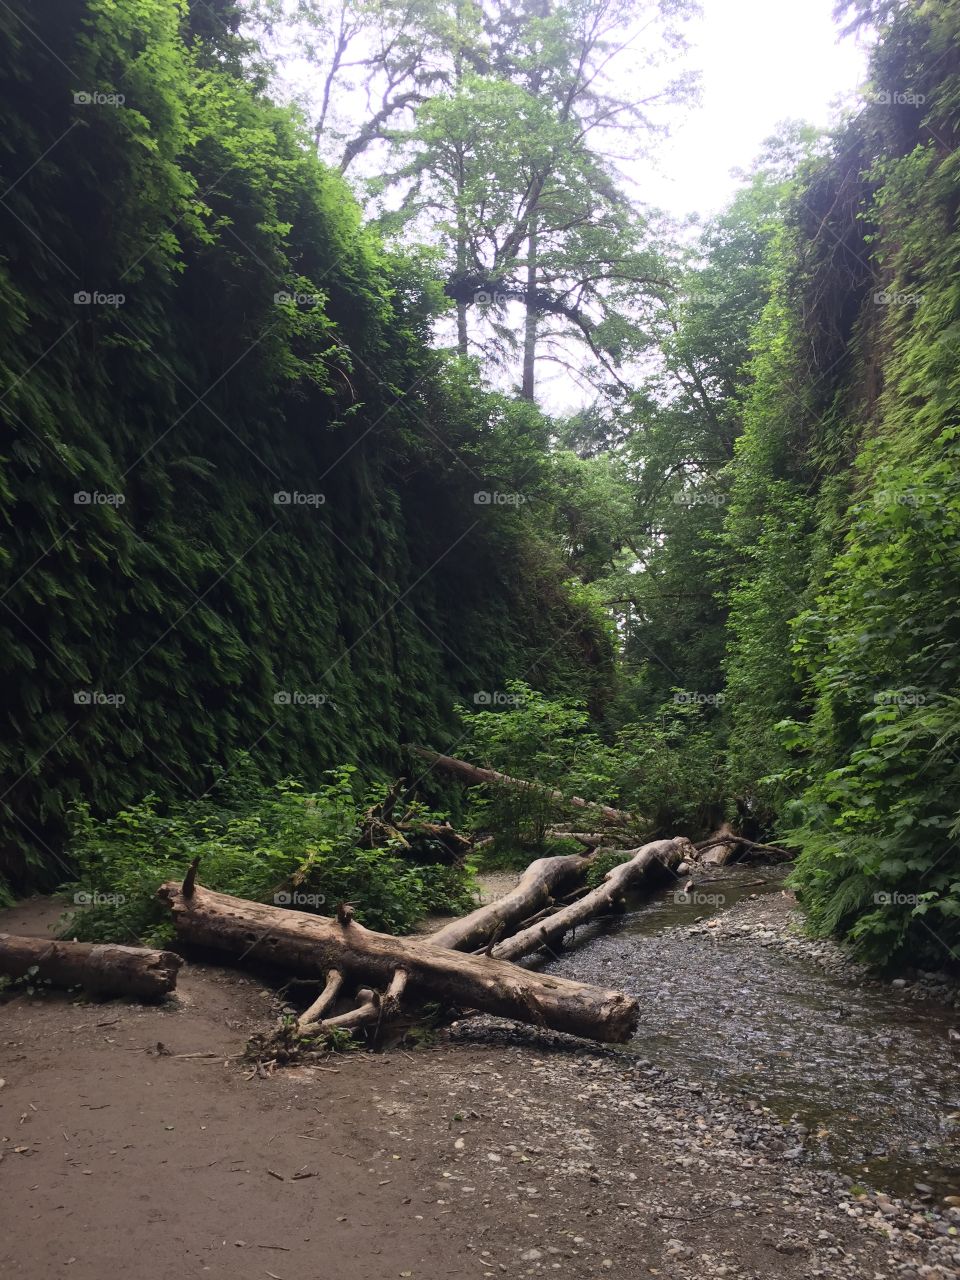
[0,933,182,1001]
[158,880,638,1043]
[408,747,637,828]
[492,839,689,963]
[693,833,793,862]
[697,823,743,867]
[426,852,591,951]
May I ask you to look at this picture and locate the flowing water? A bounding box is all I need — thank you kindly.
[540,865,960,1200]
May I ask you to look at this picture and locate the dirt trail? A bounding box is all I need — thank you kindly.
[2,894,959,1280]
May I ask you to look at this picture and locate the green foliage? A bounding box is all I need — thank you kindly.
[61,758,475,944]
[456,682,726,839]
[723,0,960,967]
[584,849,633,890]
[0,0,612,896]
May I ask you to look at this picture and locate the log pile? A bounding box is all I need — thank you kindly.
[149,749,784,1057]
[0,748,782,1052]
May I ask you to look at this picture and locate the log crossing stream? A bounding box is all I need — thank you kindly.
[535,864,960,1202]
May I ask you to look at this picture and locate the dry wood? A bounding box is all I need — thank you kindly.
[693,833,793,861]
[697,823,743,867]
[0,933,181,1000]
[426,852,591,951]
[408,747,637,828]
[492,839,689,963]
[298,968,343,1028]
[544,830,614,848]
[158,880,639,1043]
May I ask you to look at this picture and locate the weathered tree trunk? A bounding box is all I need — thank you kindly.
[492,839,688,963]
[158,881,638,1043]
[521,217,538,401]
[408,747,638,828]
[426,852,591,951]
[692,833,793,862]
[0,934,181,1000]
[697,823,743,867]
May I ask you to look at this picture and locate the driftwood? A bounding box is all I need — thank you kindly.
[0,933,181,1001]
[426,852,591,951]
[696,823,743,867]
[693,833,793,862]
[159,879,639,1043]
[358,777,473,864]
[493,839,688,963]
[409,747,637,828]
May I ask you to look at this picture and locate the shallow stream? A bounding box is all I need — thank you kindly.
[541,865,960,1200]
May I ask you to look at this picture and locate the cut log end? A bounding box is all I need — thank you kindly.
[0,934,182,1001]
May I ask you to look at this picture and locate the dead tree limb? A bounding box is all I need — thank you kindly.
[298,968,343,1029]
[492,839,689,963]
[158,880,639,1044]
[426,852,591,951]
[693,833,793,861]
[408,747,638,828]
[0,934,181,1001]
[696,823,743,867]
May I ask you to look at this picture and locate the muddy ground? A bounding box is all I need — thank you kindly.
[2,890,959,1280]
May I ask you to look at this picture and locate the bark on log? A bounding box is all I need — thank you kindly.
[697,823,743,867]
[408,747,637,828]
[426,853,591,951]
[0,933,181,1000]
[692,834,793,862]
[158,881,638,1043]
[492,839,688,963]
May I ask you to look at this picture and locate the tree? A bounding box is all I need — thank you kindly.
[256,0,697,399]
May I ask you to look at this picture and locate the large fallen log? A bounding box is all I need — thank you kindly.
[426,852,591,951]
[0,933,182,1000]
[408,746,638,828]
[158,879,639,1043]
[492,839,688,963]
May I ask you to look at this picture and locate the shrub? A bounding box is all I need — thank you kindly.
[60,759,475,945]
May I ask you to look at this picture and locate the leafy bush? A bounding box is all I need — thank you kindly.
[456,681,619,847]
[61,759,475,945]
[456,681,726,843]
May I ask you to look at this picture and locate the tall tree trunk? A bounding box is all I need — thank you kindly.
[457,298,468,356]
[521,217,538,400]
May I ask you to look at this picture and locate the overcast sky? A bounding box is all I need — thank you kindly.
[647,0,871,218]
